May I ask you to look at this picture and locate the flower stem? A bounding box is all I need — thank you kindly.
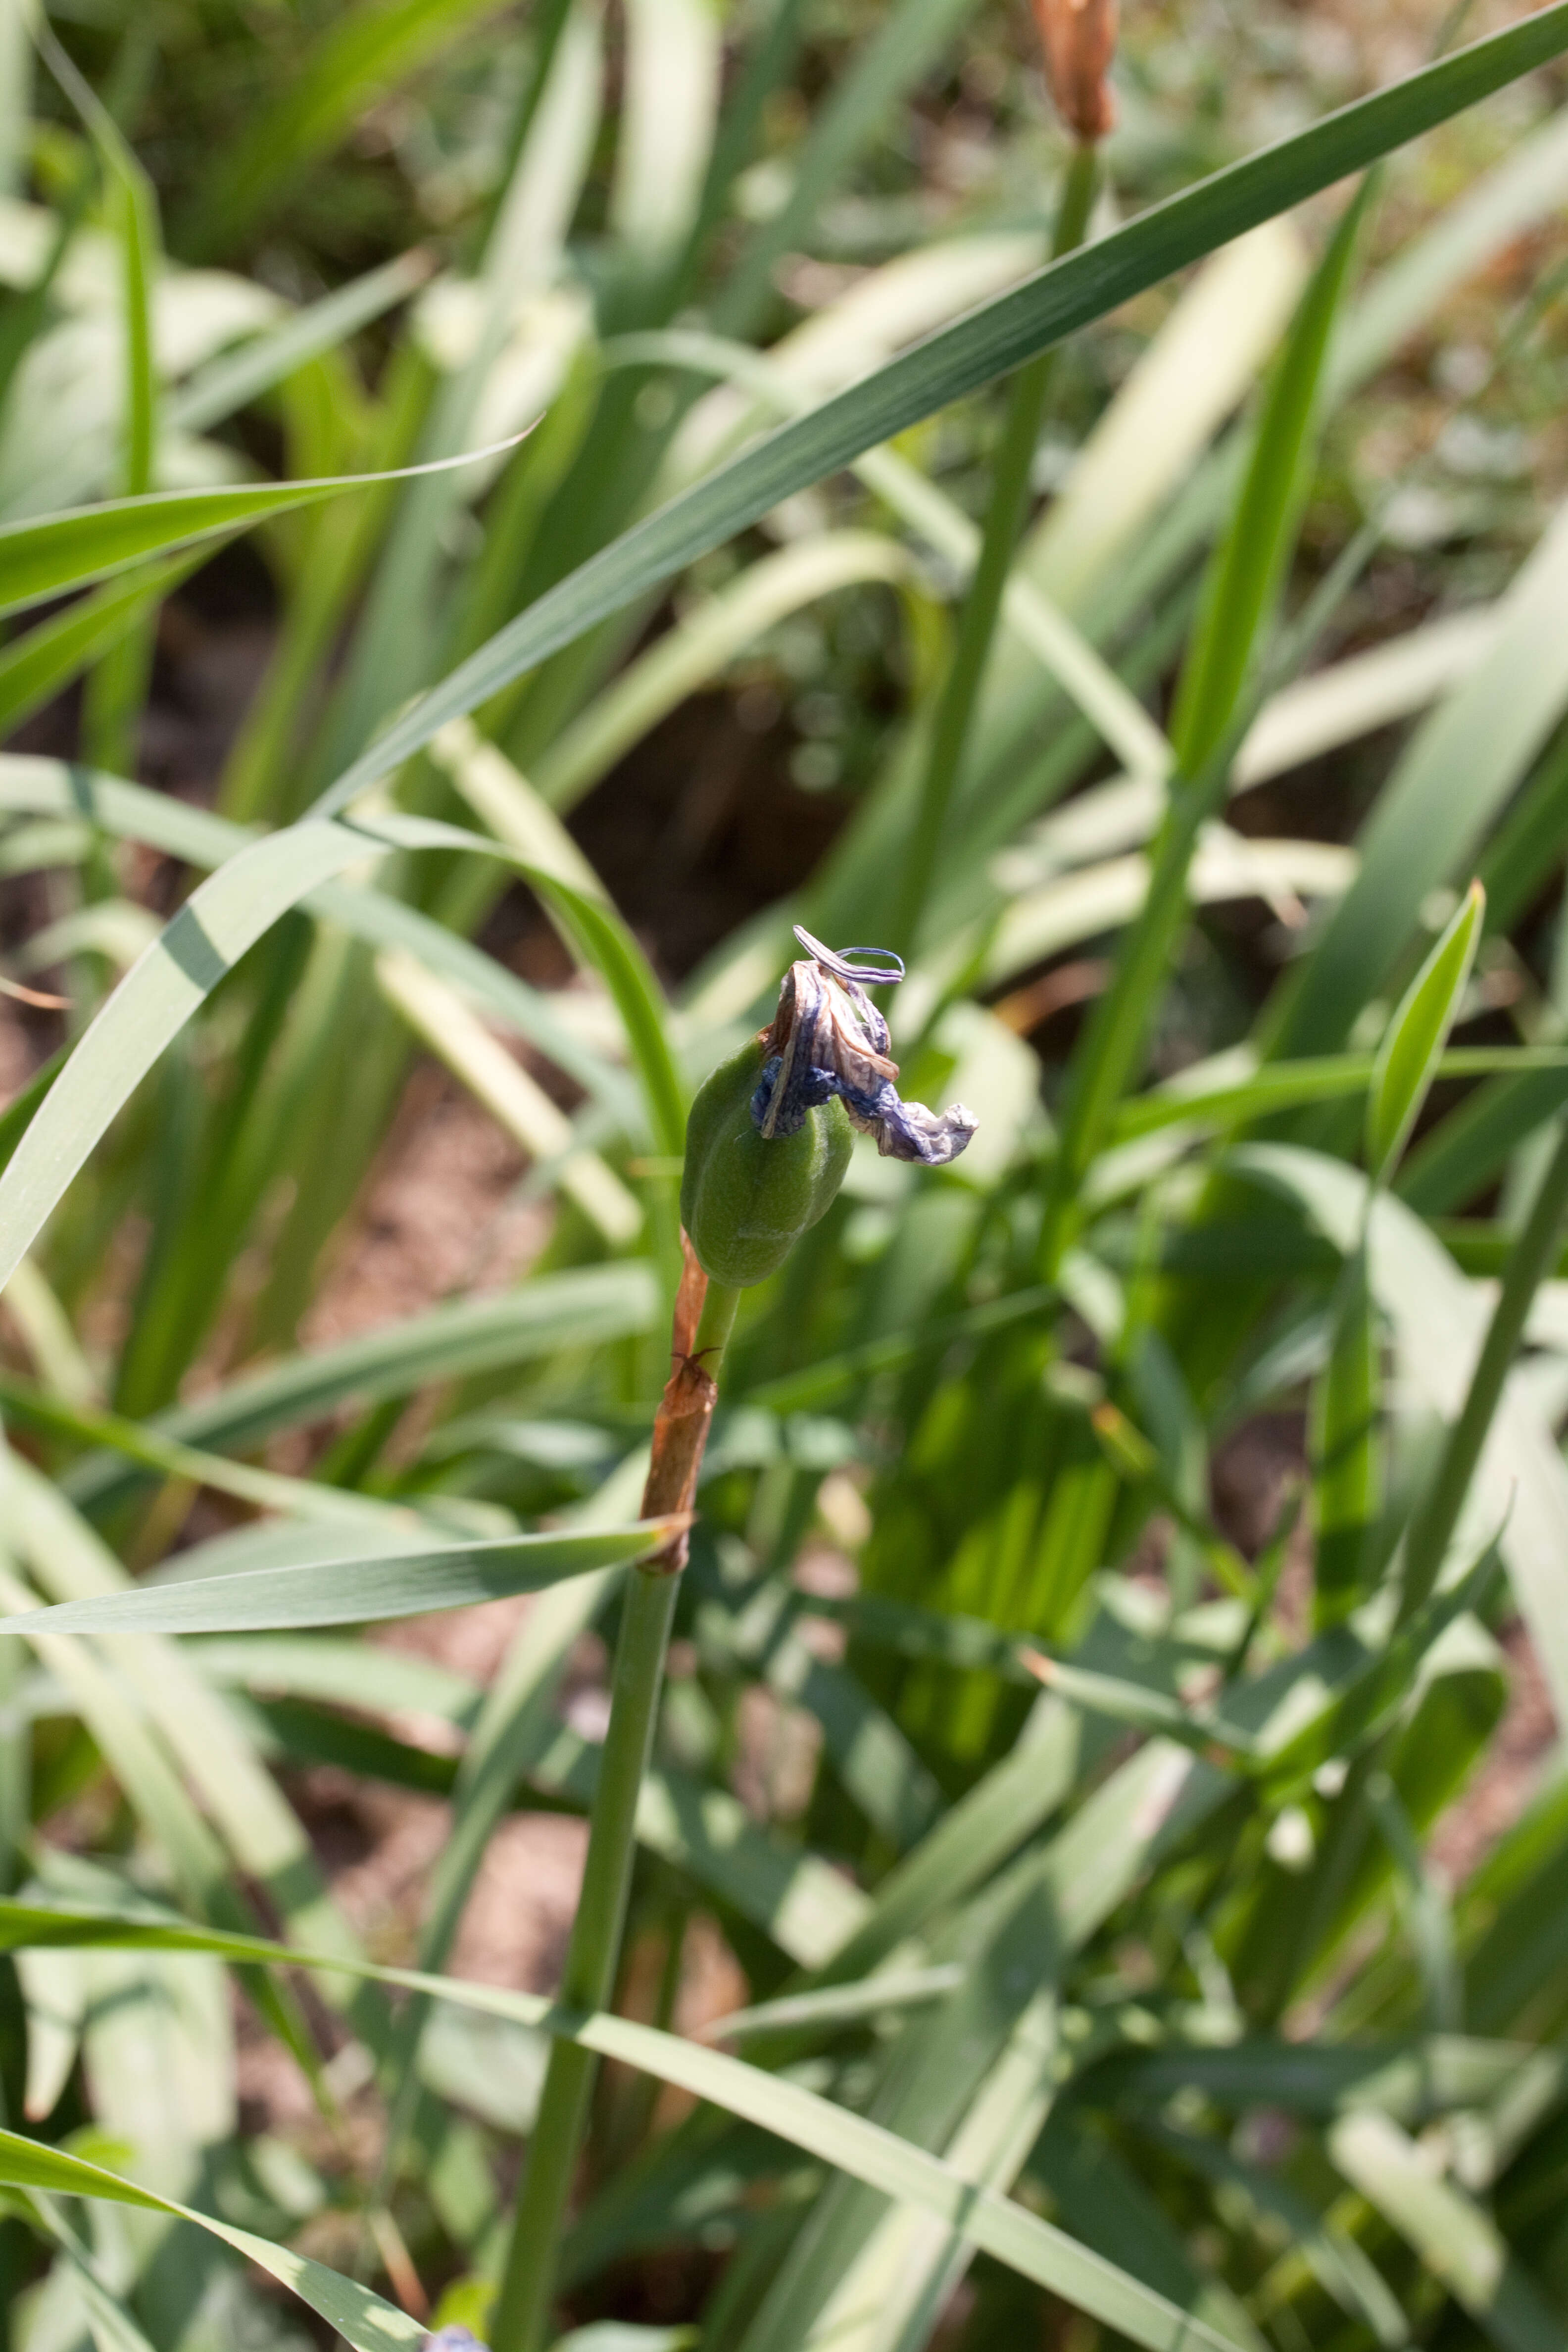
[890,140,1099,961]
[489,1256,740,2352]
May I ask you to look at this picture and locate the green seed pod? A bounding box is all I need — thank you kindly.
[681,1041,853,1287]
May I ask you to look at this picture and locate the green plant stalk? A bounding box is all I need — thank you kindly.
[1399,1113,1568,1618]
[891,142,1099,959]
[1035,747,1227,1274]
[80,90,161,780]
[1037,188,1369,1277]
[490,1274,742,2352]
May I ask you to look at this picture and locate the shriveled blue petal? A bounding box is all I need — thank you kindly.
[751,1056,839,1136]
[859,1089,979,1166]
[751,942,978,1168]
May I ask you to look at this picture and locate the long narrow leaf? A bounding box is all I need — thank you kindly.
[0,1899,1248,2352]
[308,6,1568,819]
[2,1523,679,1635]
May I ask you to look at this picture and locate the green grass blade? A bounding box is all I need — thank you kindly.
[380,808,688,1157]
[530,533,910,815]
[0,752,636,1121]
[1330,2111,1563,2352]
[1112,1047,1568,1141]
[4,1524,680,1636]
[64,1264,659,1511]
[1310,1246,1381,1631]
[309,5,1568,821]
[0,2129,423,2352]
[0,820,380,1293]
[0,553,203,736]
[1276,500,1568,1056]
[168,250,432,439]
[0,1903,1251,2352]
[0,806,669,1298]
[713,0,975,336]
[1170,181,1372,772]
[184,0,514,256]
[1367,879,1485,1181]
[0,437,520,620]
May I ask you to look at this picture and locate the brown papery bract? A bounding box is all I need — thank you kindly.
[1031,0,1118,142]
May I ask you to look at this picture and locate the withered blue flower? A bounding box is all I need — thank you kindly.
[752,928,977,1167]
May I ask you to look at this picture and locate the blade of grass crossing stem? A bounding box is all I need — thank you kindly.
[0,1904,1252,2352]
[1036,190,1369,1272]
[2,1524,678,1636]
[596,329,1170,780]
[1366,879,1484,1182]
[0,2131,424,2352]
[306,8,1568,823]
[893,143,1099,959]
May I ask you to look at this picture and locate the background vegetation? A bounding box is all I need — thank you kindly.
[3,2,1568,2350]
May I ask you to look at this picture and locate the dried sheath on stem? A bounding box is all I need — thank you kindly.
[639,1237,723,1573]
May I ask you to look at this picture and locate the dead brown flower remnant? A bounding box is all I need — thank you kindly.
[1031,0,1118,143]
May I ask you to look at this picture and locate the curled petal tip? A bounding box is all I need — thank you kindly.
[866,1094,979,1167]
[792,926,905,986]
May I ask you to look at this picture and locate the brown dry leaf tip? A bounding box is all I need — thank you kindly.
[0,972,71,1010]
[1030,0,1118,143]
